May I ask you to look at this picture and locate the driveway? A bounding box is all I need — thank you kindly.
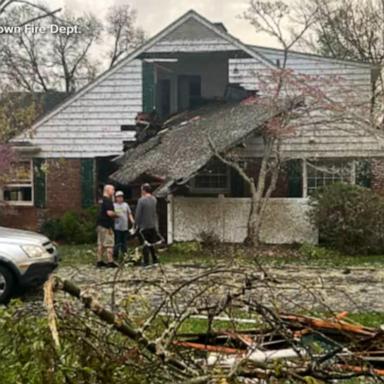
[41,263,384,314]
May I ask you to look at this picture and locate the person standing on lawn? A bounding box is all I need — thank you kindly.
[135,183,159,266]
[113,190,135,261]
[96,184,119,268]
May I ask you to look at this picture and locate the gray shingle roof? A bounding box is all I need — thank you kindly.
[112,100,289,195]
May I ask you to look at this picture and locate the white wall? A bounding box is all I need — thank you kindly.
[168,196,318,244]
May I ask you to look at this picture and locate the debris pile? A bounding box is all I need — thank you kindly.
[45,268,384,383]
[175,312,384,381]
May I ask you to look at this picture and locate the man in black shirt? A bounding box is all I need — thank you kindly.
[96,184,119,268]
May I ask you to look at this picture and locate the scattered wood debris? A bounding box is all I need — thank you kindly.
[175,312,384,380]
[45,272,384,383]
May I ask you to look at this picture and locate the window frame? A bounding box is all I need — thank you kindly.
[0,160,34,206]
[303,159,355,197]
[190,160,231,194]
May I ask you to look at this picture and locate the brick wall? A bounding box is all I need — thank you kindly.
[46,159,82,216]
[0,205,42,231]
[1,158,83,231]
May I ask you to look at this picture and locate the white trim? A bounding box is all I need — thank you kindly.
[3,200,34,207]
[303,158,356,196]
[351,160,357,184]
[0,160,34,206]
[167,194,174,244]
[302,158,308,198]
[12,10,275,143]
[250,45,373,68]
[144,58,179,63]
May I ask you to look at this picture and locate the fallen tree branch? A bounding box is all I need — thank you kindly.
[44,275,198,378]
[44,277,60,349]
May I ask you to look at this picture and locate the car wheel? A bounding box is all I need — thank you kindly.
[0,265,15,304]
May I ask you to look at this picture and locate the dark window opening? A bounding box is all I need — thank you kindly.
[96,157,132,201]
[177,75,202,112]
[190,159,230,193]
[157,79,171,118]
[287,159,303,198]
[4,186,32,202]
[123,140,135,151]
[121,125,137,131]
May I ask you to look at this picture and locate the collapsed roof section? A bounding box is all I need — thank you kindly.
[111,100,292,196]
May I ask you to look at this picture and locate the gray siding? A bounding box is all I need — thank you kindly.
[230,48,380,158]
[229,48,371,99]
[22,60,142,158]
[240,125,384,159]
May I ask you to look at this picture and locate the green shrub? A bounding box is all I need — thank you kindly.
[60,211,81,242]
[309,183,384,255]
[168,241,202,255]
[198,230,221,249]
[41,218,63,241]
[42,206,98,244]
[299,242,340,259]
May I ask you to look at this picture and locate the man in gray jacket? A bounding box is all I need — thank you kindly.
[135,183,159,265]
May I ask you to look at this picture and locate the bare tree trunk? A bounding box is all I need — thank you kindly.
[245,137,280,247]
[246,153,267,247]
[209,136,280,248]
[247,194,262,247]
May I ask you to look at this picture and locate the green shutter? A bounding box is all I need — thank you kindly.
[356,160,372,188]
[287,159,303,197]
[81,159,95,208]
[142,62,155,113]
[33,158,46,208]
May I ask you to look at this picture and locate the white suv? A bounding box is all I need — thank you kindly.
[0,226,59,303]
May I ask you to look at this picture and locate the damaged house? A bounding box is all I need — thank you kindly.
[4,10,384,243]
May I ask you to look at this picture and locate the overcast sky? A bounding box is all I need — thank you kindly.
[43,0,282,48]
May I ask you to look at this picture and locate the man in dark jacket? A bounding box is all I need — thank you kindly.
[135,183,159,266]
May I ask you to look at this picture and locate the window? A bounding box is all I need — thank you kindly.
[190,160,230,193]
[305,160,354,195]
[1,161,33,205]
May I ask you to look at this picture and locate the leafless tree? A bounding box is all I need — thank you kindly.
[0,0,60,23]
[51,12,103,93]
[105,2,146,68]
[0,4,102,93]
[0,2,62,92]
[243,0,319,67]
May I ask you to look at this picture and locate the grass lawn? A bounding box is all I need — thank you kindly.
[57,241,384,268]
[58,243,96,266]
